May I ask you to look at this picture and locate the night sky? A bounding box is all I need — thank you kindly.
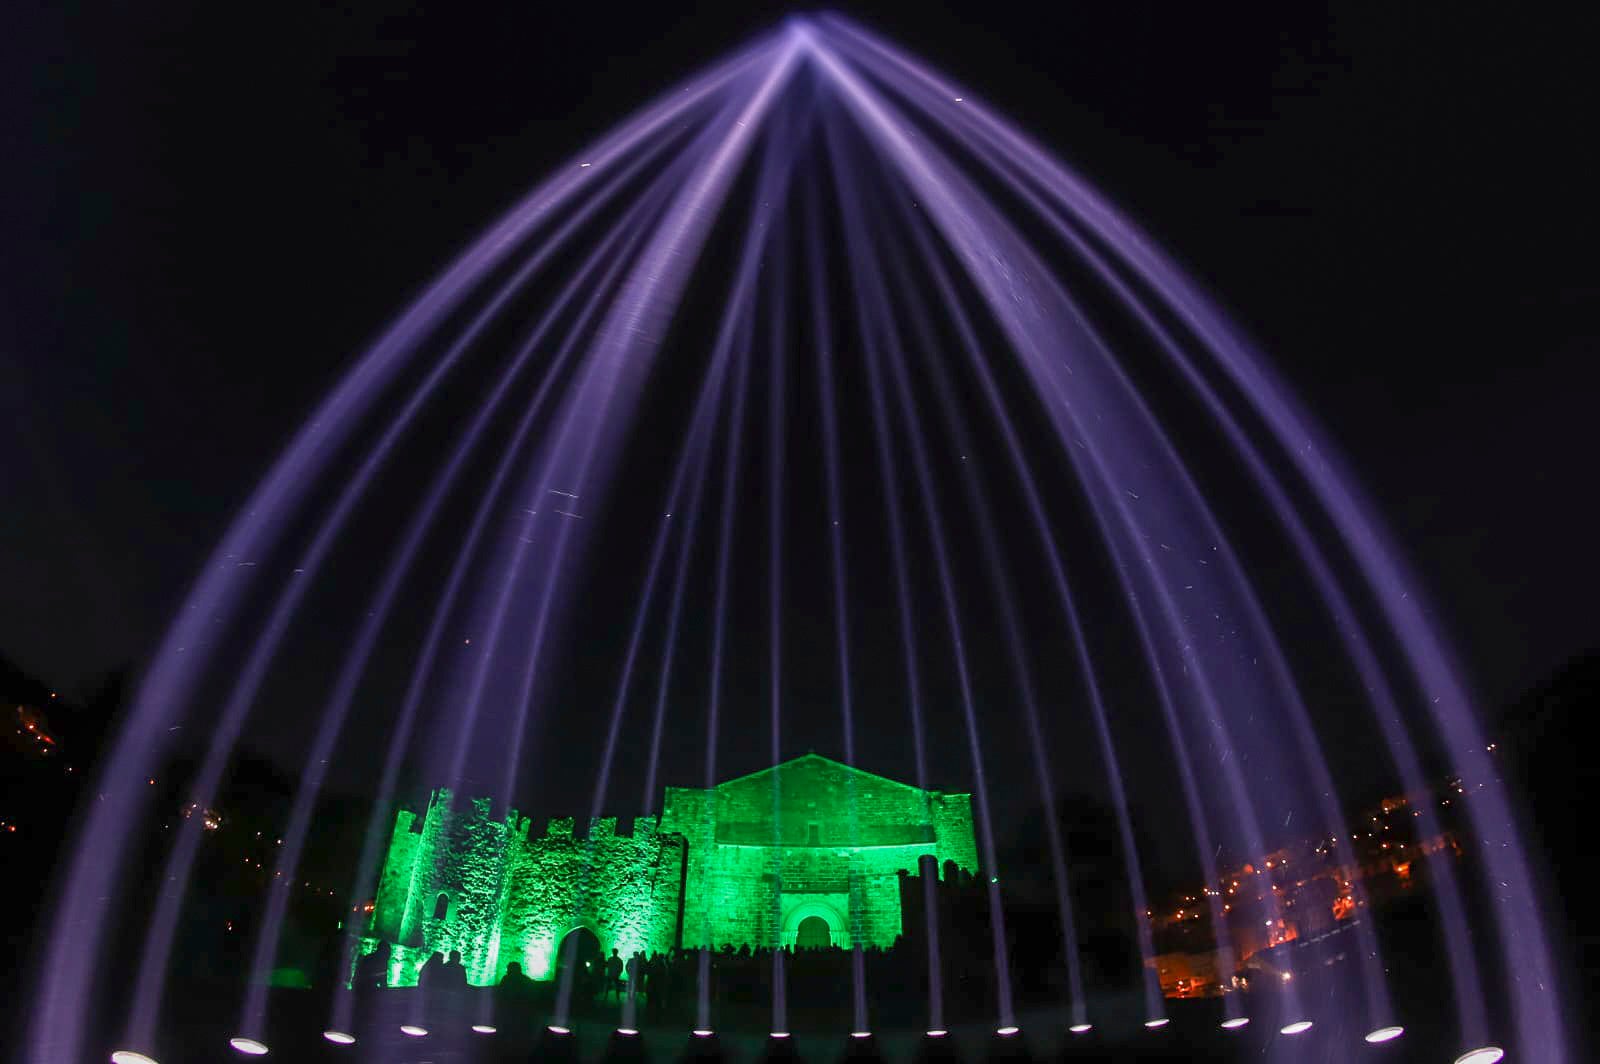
[4,3,1598,883]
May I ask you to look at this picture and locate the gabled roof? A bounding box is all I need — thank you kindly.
[713,752,957,796]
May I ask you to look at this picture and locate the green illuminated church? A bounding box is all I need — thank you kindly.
[363,754,978,986]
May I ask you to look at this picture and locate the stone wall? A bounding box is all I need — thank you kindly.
[660,754,979,951]
[364,756,977,982]
[368,789,685,986]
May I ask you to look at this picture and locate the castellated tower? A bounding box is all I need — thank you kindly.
[364,790,687,987]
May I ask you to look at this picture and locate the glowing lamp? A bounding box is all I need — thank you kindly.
[617,1028,639,1036]
[1453,1050,1505,1064]
[547,1026,571,1035]
[111,1054,160,1064]
[770,1032,792,1039]
[850,1031,872,1039]
[321,1030,356,1044]
[399,1025,428,1037]
[228,1038,269,1056]
[1220,1017,1250,1029]
[471,1025,497,1034]
[996,1026,1019,1036]
[1280,1020,1313,1035]
[926,1029,948,1037]
[1364,1026,1405,1043]
[1068,1023,1093,1033]
[693,1029,715,1038]
[1144,1018,1170,1029]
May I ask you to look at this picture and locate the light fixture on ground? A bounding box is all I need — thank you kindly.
[1280,1020,1313,1035]
[399,1025,428,1037]
[770,1031,791,1039]
[547,1025,572,1035]
[850,1031,872,1039]
[1364,1026,1404,1044]
[111,1053,160,1064]
[321,1030,356,1045]
[617,1027,639,1036]
[926,1029,948,1038]
[1143,1018,1170,1029]
[1068,1023,1092,1034]
[692,1028,715,1038]
[228,1038,269,1056]
[1220,1017,1250,1030]
[1453,1050,1504,1064]
[996,1025,1019,1036]
[471,1025,497,1034]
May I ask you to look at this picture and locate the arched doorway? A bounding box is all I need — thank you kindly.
[780,895,847,948]
[554,925,602,991]
[795,915,832,949]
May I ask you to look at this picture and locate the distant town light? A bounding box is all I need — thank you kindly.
[470,1025,496,1034]
[228,1038,269,1056]
[1280,1020,1313,1035]
[1068,1023,1093,1033]
[1220,1017,1250,1029]
[1364,1026,1404,1043]
[1453,1050,1504,1064]
[111,1053,160,1064]
[399,1025,428,1037]
[321,1030,356,1044]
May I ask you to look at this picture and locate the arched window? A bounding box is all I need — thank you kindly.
[433,892,450,921]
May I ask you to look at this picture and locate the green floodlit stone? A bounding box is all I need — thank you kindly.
[362,754,977,983]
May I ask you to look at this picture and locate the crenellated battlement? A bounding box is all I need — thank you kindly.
[363,756,973,987]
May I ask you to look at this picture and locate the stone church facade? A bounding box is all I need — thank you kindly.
[362,753,977,985]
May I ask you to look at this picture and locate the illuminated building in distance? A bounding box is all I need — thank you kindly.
[363,754,977,986]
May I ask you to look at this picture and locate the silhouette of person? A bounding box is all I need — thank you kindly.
[625,951,643,1002]
[498,960,536,1003]
[353,941,391,990]
[440,949,470,992]
[604,947,624,1002]
[416,950,445,989]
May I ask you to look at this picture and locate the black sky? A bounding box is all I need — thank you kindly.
[4,2,1598,874]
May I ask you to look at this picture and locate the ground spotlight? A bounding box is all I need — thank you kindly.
[547,1025,572,1035]
[228,1038,269,1056]
[1279,1020,1313,1035]
[1220,1017,1250,1030]
[617,1027,639,1036]
[1143,1018,1170,1029]
[321,1030,356,1045]
[1453,1050,1505,1064]
[1068,1023,1092,1034]
[925,1029,948,1038]
[996,1025,1019,1036]
[1364,1026,1404,1044]
[111,1053,160,1064]
[399,1025,428,1037]
[693,1028,715,1037]
[770,1032,791,1039]
[471,1024,497,1034]
[850,1031,872,1039]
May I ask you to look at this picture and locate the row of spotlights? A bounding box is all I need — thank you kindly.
[115,1025,1505,1062]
